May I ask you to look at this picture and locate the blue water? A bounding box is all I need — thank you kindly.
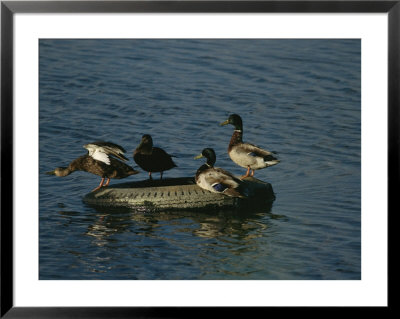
[39,39,361,280]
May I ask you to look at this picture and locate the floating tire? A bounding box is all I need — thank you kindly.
[82,176,275,211]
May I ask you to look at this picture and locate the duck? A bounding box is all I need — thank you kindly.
[133,134,177,180]
[46,141,139,192]
[220,114,279,179]
[194,148,248,198]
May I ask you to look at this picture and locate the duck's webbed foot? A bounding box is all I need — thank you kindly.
[240,167,251,180]
[92,177,105,192]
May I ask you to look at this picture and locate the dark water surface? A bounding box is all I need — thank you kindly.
[39,39,361,280]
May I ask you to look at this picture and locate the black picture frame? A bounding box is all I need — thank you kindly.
[1,1,395,317]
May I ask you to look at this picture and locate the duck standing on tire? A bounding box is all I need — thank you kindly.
[133,134,177,180]
[194,148,248,198]
[46,141,140,192]
[220,114,280,179]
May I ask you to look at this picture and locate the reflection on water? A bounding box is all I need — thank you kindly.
[56,202,284,278]
[83,201,277,242]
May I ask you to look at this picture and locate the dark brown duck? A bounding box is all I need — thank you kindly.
[133,134,177,180]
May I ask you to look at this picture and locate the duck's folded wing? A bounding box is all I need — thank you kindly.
[204,168,241,189]
[207,169,248,198]
[240,143,278,161]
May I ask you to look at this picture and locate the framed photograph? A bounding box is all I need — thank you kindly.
[1,0,395,317]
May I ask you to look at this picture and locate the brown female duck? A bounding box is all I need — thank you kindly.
[46,141,139,192]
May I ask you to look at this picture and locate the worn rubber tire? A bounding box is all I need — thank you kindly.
[82,176,275,211]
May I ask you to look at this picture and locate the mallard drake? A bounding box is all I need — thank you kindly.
[46,141,139,192]
[220,114,279,179]
[133,134,177,180]
[194,148,248,198]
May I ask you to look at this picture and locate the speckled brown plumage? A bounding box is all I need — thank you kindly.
[68,155,138,179]
[228,130,243,152]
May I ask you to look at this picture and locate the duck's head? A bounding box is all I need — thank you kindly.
[46,167,71,177]
[137,134,153,148]
[220,114,243,130]
[194,148,216,166]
